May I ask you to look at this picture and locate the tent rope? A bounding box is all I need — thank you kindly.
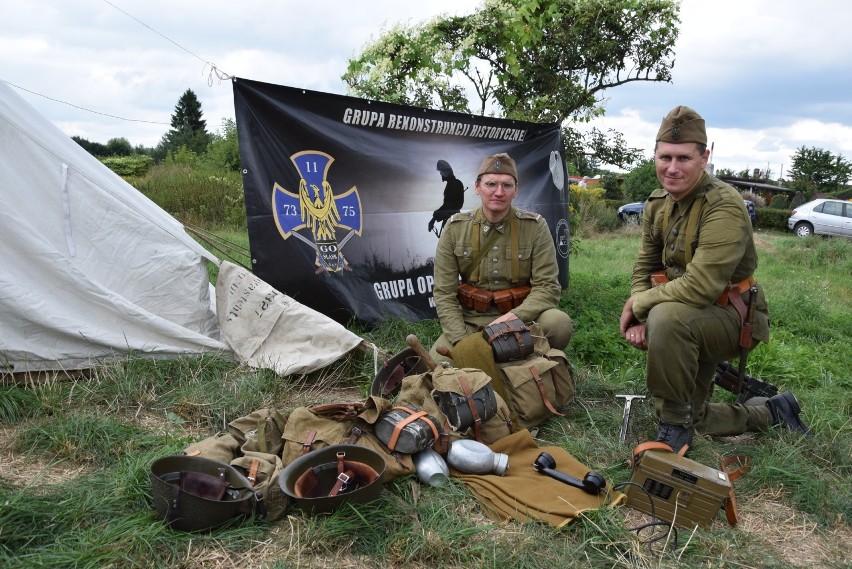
[183,223,252,270]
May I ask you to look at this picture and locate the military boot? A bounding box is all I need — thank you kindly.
[655,422,694,454]
[766,392,812,435]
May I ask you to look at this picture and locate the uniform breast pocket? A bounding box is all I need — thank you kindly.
[454,243,473,260]
[505,246,533,280]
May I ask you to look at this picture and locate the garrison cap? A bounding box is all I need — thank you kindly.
[477,153,518,182]
[656,105,707,145]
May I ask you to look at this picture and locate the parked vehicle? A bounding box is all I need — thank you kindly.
[744,200,756,225]
[787,199,852,238]
[617,199,757,225]
[617,201,644,223]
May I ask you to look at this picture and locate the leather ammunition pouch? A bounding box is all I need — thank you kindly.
[458,283,531,314]
[458,282,493,312]
[374,404,444,454]
[650,270,755,308]
[482,318,534,362]
[493,286,531,313]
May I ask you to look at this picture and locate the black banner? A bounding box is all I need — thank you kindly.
[233,78,569,325]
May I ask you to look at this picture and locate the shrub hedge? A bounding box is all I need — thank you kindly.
[756,207,791,231]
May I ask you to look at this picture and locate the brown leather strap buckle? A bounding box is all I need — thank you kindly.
[302,430,317,454]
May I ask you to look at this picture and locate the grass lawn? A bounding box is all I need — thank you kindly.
[1,228,849,568]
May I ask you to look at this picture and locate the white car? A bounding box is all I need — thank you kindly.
[787,198,852,238]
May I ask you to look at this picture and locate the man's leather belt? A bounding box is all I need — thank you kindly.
[714,276,756,307]
[458,283,531,314]
[649,270,755,307]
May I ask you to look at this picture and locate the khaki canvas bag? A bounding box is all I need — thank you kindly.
[183,407,292,521]
[280,399,415,481]
[495,347,575,430]
[398,370,514,445]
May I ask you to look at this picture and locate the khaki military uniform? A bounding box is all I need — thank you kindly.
[630,172,773,434]
[430,206,573,363]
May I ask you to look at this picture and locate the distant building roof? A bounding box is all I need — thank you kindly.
[719,177,795,194]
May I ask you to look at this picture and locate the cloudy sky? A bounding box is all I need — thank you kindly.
[3,0,851,177]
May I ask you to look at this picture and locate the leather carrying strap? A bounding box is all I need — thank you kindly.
[387,406,440,452]
[529,366,563,417]
[720,454,752,526]
[457,374,483,442]
[302,431,317,454]
[466,221,503,282]
[629,441,688,468]
[308,402,365,421]
[247,460,260,486]
[328,452,353,497]
[346,426,364,445]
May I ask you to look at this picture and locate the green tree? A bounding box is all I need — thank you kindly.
[344,0,679,169]
[106,137,132,156]
[203,118,241,171]
[72,136,108,157]
[622,158,658,201]
[788,145,851,194]
[599,171,623,200]
[716,168,736,177]
[159,89,211,156]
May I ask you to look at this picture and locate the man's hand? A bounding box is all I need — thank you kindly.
[488,311,518,326]
[620,296,647,350]
[619,296,636,335]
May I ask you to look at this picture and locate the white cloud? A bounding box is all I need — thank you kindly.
[2,0,851,171]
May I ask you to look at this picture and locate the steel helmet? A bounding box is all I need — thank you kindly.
[371,347,430,398]
[279,444,385,514]
[150,455,260,532]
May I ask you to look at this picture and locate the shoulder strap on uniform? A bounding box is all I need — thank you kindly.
[510,213,520,283]
[466,218,502,283]
[683,195,706,267]
[662,194,706,269]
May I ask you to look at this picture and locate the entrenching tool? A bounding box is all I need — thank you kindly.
[406,334,440,371]
[616,394,646,443]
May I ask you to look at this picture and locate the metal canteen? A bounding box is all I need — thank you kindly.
[413,448,449,486]
[446,439,508,476]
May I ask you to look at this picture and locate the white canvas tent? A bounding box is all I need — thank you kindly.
[0,81,365,376]
[0,80,230,374]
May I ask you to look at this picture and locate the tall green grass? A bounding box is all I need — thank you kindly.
[131,162,246,227]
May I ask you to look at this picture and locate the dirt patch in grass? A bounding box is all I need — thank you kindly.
[0,427,92,490]
[739,487,851,568]
[618,487,850,568]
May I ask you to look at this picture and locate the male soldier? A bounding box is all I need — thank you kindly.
[619,105,811,453]
[430,152,573,363]
[427,160,465,235]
